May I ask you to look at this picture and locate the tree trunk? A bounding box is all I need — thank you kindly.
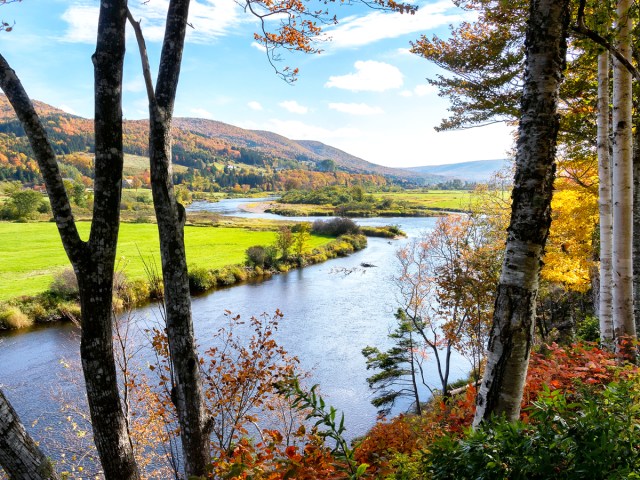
[633,86,640,335]
[598,51,614,346]
[0,390,59,480]
[611,0,635,343]
[147,0,211,475]
[0,2,141,478]
[473,0,569,426]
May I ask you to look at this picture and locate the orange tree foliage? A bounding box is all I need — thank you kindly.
[354,342,632,477]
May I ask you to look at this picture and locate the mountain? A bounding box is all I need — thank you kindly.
[0,95,442,184]
[406,159,511,183]
[172,118,434,182]
[294,140,443,183]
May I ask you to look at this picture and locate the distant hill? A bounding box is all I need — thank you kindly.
[0,95,445,185]
[294,140,443,183]
[406,159,511,183]
[173,118,436,182]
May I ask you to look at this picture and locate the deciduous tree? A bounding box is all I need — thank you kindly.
[473,0,570,425]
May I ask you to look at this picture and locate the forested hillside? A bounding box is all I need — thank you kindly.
[0,95,436,188]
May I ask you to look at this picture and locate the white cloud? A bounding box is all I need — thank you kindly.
[248,101,263,111]
[399,84,438,97]
[321,0,474,49]
[328,102,383,115]
[62,0,245,44]
[279,100,308,114]
[251,41,267,52]
[325,61,403,92]
[414,84,437,96]
[61,5,98,43]
[191,108,214,118]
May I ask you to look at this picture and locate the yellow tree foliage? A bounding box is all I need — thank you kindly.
[541,173,598,292]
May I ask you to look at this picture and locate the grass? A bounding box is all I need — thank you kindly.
[0,221,331,301]
[372,190,474,210]
[123,154,188,175]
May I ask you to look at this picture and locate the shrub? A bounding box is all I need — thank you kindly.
[114,278,151,306]
[50,268,79,299]
[424,379,640,479]
[189,266,217,293]
[312,217,359,236]
[246,245,267,267]
[58,302,82,323]
[576,315,600,342]
[0,305,33,329]
[215,268,237,286]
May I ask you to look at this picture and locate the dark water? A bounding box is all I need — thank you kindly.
[0,198,469,447]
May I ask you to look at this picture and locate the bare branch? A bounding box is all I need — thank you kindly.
[127,9,157,107]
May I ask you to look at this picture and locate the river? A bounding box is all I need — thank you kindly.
[0,197,469,452]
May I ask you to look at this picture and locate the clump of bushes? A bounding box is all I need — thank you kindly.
[246,245,278,269]
[189,266,218,293]
[359,225,405,238]
[50,268,79,299]
[312,217,359,236]
[424,379,640,479]
[0,305,33,329]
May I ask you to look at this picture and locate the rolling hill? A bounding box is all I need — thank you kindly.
[0,95,516,187]
[0,95,441,184]
[406,159,511,183]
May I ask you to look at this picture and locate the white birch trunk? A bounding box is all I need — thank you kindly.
[611,0,636,342]
[598,51,614,346]
[473,0,569,426]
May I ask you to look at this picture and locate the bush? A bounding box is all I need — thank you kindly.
[424,379,640,479]
[246,245,267,267]
[312,217,359,237]
[189,266,217,293]
[116,278,151,306]
[0,305,33,329]
[50,268,79,299]
[576,315,600,342]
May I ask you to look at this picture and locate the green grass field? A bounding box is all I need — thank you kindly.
[373,190,474,210]
[0,222,330,301]
[123,154,188,175]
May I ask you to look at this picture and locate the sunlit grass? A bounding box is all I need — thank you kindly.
[0,221,330,300]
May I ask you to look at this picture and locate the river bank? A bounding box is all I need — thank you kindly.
[0,202,464,449]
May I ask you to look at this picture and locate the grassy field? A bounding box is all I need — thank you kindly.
[123,154,188,175]
[372,190,474,210]
[0,222,330,301]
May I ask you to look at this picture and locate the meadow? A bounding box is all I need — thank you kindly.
[0,221,330,301]
[372,190,474,210]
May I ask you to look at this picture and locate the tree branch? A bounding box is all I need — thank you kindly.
[572,0,640,82]
[127,9,157,107]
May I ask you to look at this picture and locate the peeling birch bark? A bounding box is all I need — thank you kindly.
[473,0,570,426]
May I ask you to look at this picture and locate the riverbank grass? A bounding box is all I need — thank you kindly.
[0,221,331,301]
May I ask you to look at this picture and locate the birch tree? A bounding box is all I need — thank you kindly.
[473,0,570,425]
[611,0,635,343]
[598,51,614,345]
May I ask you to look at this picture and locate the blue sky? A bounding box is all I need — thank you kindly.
[0,0,515,168]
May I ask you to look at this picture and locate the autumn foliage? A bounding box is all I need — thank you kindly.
[354,342,633,477]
